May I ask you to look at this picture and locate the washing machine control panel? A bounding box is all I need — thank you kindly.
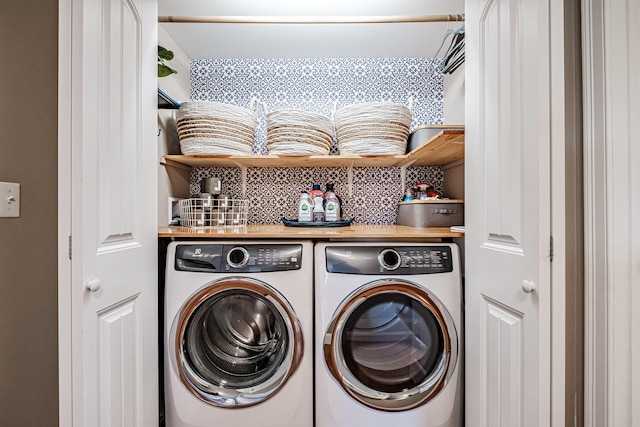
[326,245,453,275]
[175,244,303,273]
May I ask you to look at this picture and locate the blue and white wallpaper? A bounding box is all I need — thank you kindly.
[190,166,445,225]
[191,58,444,154]
[187,57,447,225]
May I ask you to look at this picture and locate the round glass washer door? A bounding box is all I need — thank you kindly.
[171,277,304,408]
[324,279,458,412]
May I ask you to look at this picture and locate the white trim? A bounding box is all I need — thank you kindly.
[602,1,639,424]
[59,0,86,424]
[550,0,567,423]
[582,0,609,424]
[583,0,640,425]
[58,0,73,424]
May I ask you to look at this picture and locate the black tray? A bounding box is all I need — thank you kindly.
[281,217,355,228]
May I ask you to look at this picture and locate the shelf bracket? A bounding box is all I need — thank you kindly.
[233,161,248,199]
[161,157,192,172]
[347,162,354,197]
[400,160,416,195]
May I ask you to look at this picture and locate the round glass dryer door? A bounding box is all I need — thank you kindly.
[171,277,303,407]
[324,279,458,412]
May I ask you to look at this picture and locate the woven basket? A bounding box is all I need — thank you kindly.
[334,101,412,156]
[265,106,334,155]
[176,100,258,155]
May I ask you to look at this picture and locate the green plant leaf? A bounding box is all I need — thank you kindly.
[158,45,174,61]
[158,64,177,77]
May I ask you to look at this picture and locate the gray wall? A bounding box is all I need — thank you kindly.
[0,2,59,425]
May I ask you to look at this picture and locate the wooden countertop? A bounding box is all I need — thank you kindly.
[158,224,464,240]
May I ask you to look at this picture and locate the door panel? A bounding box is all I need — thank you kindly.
[484,297,523,426]
[480,0,525,254]
[98,297,141,426]
[97,0,142,247]
[465,0,553,424]
[63,0,158,424]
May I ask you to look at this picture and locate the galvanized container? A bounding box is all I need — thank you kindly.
[397,199,464,228]
[407,125,464,153]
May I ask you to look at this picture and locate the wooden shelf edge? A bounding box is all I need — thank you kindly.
[162,154,405,168]
[158,224,465,239]
[405,129,465,166]
[163,128,464,168]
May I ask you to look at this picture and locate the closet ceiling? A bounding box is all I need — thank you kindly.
[158,0,465,60]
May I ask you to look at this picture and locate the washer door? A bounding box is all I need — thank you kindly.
[324,279,458,412]
[171,277,303,407]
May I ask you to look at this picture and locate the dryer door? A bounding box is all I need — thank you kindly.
[171,277,303,407]
[324,279,458,412]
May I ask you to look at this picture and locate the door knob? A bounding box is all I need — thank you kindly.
[521,280,536,293]
[86,279,102,292]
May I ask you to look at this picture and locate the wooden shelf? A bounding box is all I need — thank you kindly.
[163,129,464,168]
[405,129,465,166]
[158,224,464,240]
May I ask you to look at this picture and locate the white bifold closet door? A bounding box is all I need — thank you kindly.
[464,0,569,425]
[59,0,159,425]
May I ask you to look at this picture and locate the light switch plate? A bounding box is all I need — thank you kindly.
[0,182,20,218]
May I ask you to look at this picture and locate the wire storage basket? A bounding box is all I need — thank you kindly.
[179,198,249,228]
[334,100,413,156]
[265,105,334,155]
[176,100,258,156]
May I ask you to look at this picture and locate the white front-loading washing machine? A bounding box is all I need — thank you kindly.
[315,242,462,427]
[164,240,313,427]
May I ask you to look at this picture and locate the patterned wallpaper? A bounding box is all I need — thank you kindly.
[188,58,445,225]
[191,58,444,154]
[190,166,444,225]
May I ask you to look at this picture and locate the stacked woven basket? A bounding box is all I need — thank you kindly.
[176,100,258,155]
[265,107,334,155]
[334,101,413,156]
[174,99,413,157]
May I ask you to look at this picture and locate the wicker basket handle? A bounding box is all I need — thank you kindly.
[331,100,338,122]
[407,96,414,113]
[261,101,269,116]
[249,96,259,113]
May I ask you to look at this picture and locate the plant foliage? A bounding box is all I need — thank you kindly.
[158,45,178,77]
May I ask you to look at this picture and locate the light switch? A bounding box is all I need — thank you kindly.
[0,182,20,218]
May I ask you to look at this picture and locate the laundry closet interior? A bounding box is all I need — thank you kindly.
[157,1,466,426]
[157,1,466,227]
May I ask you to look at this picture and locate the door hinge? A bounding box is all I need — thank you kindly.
[68,235,72,259]
[549,235,554,262]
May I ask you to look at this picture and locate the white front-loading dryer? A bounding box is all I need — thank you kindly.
[164,240,313,427]
[315,242,463,427]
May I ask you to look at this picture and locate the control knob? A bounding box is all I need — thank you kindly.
[227,246,250,268]
[378,248,402,271]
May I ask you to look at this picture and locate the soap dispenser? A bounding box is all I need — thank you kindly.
[298,191,313,222]
[324,183,341,221]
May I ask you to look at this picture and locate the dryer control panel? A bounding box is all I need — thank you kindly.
[175,244,303,273]
[325,245,453,275]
